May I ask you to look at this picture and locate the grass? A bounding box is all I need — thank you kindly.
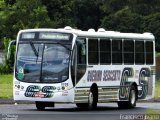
[156,52,160,57]
[146,109,160,120]
[0,74,13,98]
[146,109,160,114]
[155,80,160,100]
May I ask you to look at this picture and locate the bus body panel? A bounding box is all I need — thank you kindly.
[74,64,155,103]
[13,79,75,102]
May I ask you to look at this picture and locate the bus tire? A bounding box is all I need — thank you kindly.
[88,86,98,110]
[118,86,137,109]
[35,102,45,110]
[127,85,137,108]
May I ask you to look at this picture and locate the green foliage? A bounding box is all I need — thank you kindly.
[100,0,128,14]
[1,0,160,51]
[14,0,52,28]
[143,13,160,51]
[101,8,144,33]
[72,0,102,30]
[0,74,13,98]
[42,0,76,28]
[4,0,16,5]
[0,0,53,39]
[0,38,15,74]
[128,0,160,16]
[155,80,160,100]
[100,0,160,51]
[146,109,160,115]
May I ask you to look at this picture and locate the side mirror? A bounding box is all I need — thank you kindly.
[7,40,16,59]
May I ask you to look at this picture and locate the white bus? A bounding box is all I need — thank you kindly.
[12,26,155,110]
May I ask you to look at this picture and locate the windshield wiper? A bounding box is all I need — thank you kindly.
[55,42,71,51]
[29,41,39,57]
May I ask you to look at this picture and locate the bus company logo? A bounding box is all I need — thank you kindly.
[34,91,45,98]
[87,70,121,81]
[25,85,55,98]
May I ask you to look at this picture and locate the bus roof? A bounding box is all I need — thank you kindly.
[19,26,155,40]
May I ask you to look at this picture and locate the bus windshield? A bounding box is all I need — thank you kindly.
[16,43,71,83]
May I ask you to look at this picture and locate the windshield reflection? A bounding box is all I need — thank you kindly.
[16,43,70,83]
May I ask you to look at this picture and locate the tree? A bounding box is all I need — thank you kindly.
[4,0,16,5]
[0,0,7,47]
[128,0,160,16]
[3,0,53,39]
[100,0,128,15]
[73,0,103,30]
[42,0,76,28]
[143,13,160,51]
[101,8,144,33]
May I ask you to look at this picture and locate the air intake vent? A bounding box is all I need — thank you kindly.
[98,28,105,32]
[88,29,95,32]
[64,26,72,30]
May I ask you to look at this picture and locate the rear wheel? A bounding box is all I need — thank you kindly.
[118,86,137,109]
[128,86,137,108]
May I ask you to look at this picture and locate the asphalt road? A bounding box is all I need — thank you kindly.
[0,103,160,120]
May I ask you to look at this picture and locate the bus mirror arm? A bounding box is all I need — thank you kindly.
[7,40,16,60]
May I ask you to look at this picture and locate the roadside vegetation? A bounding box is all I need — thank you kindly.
[146,109,160,119]
[0,74,13,98]
[155,80,160,100]
[1,0,160,52]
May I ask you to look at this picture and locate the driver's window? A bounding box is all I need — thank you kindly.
[76,38,86,83]
[76,39,86,65]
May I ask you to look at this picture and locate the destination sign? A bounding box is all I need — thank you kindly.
[39,32,70,40]
[20,32,71,41]
[21,33,35,39]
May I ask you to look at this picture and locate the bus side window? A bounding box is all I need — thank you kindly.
[145,41,154,64]
[88,39,98,64]
[135,41,145,64]
[123,40,134,64]
[100,39,111,64]
[112,40,122,64]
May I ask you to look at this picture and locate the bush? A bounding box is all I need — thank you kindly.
[0,37,15,74]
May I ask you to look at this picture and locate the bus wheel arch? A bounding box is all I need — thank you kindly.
[88,83,98,110]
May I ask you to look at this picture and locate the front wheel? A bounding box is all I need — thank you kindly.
[88,88,98,110]
[36,102,45,110]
